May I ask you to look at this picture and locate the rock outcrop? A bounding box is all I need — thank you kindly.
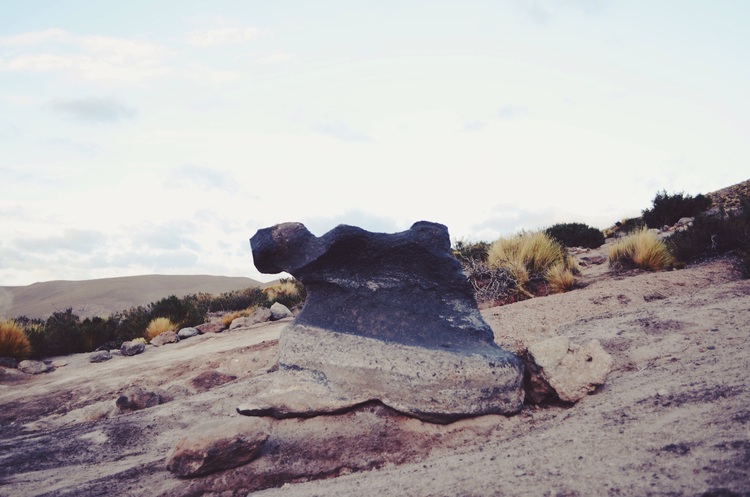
[240,221,524,423]
[151,331,179,346]
[524,337,613,403]
[120,340,146,357]
[166,417,270,478]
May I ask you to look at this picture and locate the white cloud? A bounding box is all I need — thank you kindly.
[0,28,72,46]
[253,51,294,65]
[0,29,171,83]
[48,97,137,123]
[185,27,263,47]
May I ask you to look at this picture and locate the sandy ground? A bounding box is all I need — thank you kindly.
[1,249,749,496]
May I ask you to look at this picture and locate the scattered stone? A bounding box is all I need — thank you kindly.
[151,330,179,346]
[120,340,146,357]
[116,386,171,413]
[196,322,226,334]
[17,360,53,375]
[524,336,613,403]
[177,327,200,339]
[89,350,112,363]
[0,356,19,368]
[579,255,607,267]
[243,221,524,422]
[269,302,293,320]
[166,417,270,477]
[676,217,694,228]
[190,370,238,392]
[229,308,272,330]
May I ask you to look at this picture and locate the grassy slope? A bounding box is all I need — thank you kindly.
[0,274,263,320]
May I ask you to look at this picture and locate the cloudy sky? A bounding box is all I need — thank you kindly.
[1,1,748,286]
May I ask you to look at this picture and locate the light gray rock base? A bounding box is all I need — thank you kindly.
[238,324,524,423]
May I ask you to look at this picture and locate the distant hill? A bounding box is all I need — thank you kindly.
[0,274,264,320]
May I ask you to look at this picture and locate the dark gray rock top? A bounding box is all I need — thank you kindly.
[250,221,496,350]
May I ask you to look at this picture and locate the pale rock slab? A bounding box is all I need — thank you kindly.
[166,417,270,477]
[525,336,613,403]
[150,330,179,346]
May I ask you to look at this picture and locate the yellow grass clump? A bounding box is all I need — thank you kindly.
[0,319,31,361]
[145,317,176,341]
[221,308,256,328]
[607,228,674,271]
[545,263,576,293]
[487,231,576,296]
[263,280,300,302]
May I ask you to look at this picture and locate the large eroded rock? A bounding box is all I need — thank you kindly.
[240,221,524,422]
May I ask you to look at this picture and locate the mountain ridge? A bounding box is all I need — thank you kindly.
[0,274,265,320]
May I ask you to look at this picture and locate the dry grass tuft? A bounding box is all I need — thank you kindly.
[263,281,300,301]
[0,319,31,360]
[487,231,576,297]
[545,264,576,293]
[221,308,256,328]
[145,317,176,341]
[607,228,674,271]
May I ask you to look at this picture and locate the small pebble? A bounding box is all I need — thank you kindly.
[656,388,669,397]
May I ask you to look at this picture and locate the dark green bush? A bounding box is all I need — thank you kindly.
[642,190,712,229]
[667,199,750,277]
[207,287,270,312]
[545,223,604,249]
[148,295,204,328]
[618,217,645,235]
[452,239,489,262]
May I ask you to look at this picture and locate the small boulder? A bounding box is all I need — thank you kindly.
[0,357,19,369]
[120,340,146,357]
[525,336,613,403]
[177,327,200,339]
[151,330,179,346]
[116,386,170,413]
[229,308,272,330]
[269,302,293,321]
[166,417,270,477]
[17,360,53,375]
[196,322,226,334]
[89,350,113,363]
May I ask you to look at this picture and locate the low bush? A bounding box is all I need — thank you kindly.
[452,239,490,262]
[667,199,750,277]
[145,317,176,341]
[642,190,712,229]
[607,228,674,271]
[545,223,605,249]
[0,320,31,360]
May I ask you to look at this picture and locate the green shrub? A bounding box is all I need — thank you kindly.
[208,287,270,312]
[642,190,712,229]
[148,295,204,329]
[667,199,750,277]
[0,319,31,360]
[452,239,490,262]
[607,228,674,271]
[545,223,605,249]
[619,217,645,235]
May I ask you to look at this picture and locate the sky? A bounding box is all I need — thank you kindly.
[1,0,749,287]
